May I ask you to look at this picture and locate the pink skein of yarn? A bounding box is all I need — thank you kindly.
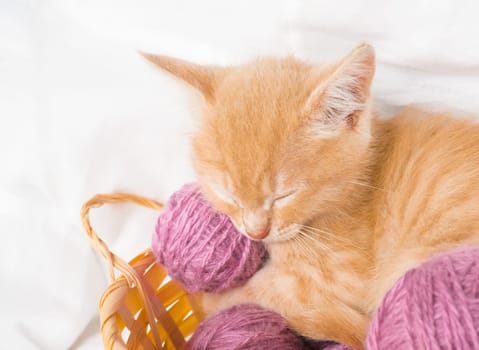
[152,183,267,293]
[185,303,304,350]
[368,247,479,349]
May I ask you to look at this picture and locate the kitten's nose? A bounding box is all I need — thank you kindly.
[243,208,270,240]
[245,226,270,240]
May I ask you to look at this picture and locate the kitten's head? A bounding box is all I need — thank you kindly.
[143,43,375,242]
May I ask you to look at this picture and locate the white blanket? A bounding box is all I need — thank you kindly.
[1,0,478,348]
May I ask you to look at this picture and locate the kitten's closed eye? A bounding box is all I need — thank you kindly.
[273,190,297,208]
[212,181,299,210]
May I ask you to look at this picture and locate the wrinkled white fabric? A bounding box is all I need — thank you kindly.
[1,0,478,349]
[288,0,479,115]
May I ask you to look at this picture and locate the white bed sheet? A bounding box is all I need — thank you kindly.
[1,0,478,349]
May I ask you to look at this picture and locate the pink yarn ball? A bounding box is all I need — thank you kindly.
[152,183,267,293]
[185,304,304,350]
[367,247,479,349]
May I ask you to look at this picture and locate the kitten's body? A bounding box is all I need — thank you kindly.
[143,45,479,349]
[198,108,479,349]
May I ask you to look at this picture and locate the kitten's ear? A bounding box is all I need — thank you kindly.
[305,43,375,136]
[140,52,223,102]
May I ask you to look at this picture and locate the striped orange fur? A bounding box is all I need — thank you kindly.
[143,44,479,349]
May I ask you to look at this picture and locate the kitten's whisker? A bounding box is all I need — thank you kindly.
[274,225,302,242]
[293,231,316,257]
[300,224,354,242]
[299,225,371,256]
[298,229,324,245]
[298,230,333,254]
[298,232,331,259]
[305,228,367,251]
[300,224,342,238]
[300,237,318,260]
[293,234,317,259]
[298,231,348,264]
[345,180,390,193]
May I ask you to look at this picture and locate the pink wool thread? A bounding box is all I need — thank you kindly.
[152,183,267,293]
[185,303,304,350]
[368,247,479,350]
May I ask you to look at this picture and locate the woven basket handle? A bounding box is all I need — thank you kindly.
[81,193,163,282]
[81,193,164,349]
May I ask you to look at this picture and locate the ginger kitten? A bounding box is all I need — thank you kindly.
[143,44,479,349]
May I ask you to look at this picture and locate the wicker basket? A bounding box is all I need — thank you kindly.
[81,193,201,350]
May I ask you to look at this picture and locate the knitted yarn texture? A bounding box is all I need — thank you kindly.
[152,183,267,293]
[368,247,479,349]
[185,303,304,350]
